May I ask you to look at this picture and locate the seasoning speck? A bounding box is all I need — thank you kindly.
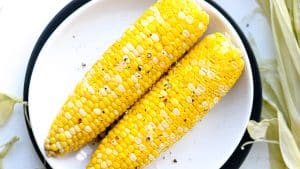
[138,65,142,71]
[173,159,177,163]
[81,62,86,68]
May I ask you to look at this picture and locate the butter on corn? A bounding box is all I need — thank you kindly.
[45,0,209,156]
[87,33,245,169]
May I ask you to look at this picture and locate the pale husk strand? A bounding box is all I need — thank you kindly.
[0,136,19,169]
[0,93,25,127]
[247,0,300,168]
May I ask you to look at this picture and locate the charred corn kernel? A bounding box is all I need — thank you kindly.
[45,0,209,156]
[87,33,245,169]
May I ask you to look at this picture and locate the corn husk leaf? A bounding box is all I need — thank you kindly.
[252,0,300,167]
[264,99,300,168]
[265,115,286,169]
[294,0,300,44]
[0,93,25,127]
[278,109,300,168]
[0,136,19,169]
[249,99,300,169]
[260,60,289,120]
[258,0,300,144]
[247,119,274,140]
[242,117,278,150]
[245,100,286,168]
[271,0,300,146]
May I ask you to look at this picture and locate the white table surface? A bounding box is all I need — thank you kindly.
[0,0,275,168]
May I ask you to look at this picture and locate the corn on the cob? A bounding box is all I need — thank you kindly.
[45,0,209,156]
[87,33,245,169]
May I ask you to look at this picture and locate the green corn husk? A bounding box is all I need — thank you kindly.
[0,93,26,127]
[246,0,300,168]
[0,136,19,169]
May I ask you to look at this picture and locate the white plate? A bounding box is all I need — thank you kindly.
[24,0,260,169]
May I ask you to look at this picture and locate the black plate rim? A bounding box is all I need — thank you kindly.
[23,0,262,168]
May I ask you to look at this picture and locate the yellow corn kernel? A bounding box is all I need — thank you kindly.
[87,33,245,169]
[45,0,209,156]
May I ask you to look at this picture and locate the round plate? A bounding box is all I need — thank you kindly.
[23,0,261,169]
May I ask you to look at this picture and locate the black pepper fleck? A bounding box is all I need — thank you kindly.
[163,98,168,103]
[81,62,86,68]
[173,159,177,163]
[138,65,142,71]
